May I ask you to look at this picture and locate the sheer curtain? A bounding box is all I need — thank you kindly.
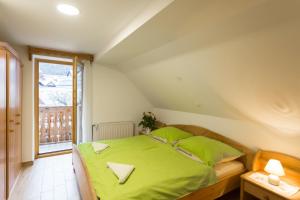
[81,60,93,143]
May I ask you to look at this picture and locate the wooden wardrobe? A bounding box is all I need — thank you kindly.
[0,42,22,200]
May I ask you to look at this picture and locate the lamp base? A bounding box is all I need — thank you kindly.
[268,174,280,186]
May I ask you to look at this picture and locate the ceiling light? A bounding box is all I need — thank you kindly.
[57,4,79,16]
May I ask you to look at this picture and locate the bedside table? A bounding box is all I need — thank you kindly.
[241,171,287,200]
[240,150,300,200]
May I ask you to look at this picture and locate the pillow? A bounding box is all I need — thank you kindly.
[150,135,168,144]
[218,155,241,163]
[150,127,193,145]
[176,147,204,163]
[176,136,243,166]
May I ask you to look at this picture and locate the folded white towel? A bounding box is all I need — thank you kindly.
[107,162,135,184]
[91,142,109,153]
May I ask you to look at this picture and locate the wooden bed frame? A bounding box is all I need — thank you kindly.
[72,124,254,200]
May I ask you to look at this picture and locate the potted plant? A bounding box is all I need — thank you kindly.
[138,112,156,134]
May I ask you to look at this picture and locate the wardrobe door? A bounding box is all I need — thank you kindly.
[15,60,22,182]
[7,52,17,193]
[0,49,6,200]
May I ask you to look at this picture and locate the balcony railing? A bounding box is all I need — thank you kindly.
[39,106,72,145]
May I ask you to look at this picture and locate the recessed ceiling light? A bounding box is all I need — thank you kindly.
[57,4,79,16]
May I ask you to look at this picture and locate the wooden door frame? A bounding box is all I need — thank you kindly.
[34,58,77,158]
[72,57,78,145]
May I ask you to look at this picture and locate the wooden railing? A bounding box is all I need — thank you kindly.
[39,106,72,144]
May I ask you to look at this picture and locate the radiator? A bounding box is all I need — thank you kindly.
[92,121,135,141]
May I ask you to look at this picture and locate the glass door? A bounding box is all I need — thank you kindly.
[35,59,75,156]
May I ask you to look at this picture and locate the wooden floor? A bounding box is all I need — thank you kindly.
[10,153,241,200]
[216,189,240,200]
[9,153,80,200]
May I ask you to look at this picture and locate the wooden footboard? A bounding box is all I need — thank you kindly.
[179,171,244,200]
[72,144,98,200]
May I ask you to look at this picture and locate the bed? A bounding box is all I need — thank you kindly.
[72,124,254,200]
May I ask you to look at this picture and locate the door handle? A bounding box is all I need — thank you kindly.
[9,120,14,123]
[15,122,21,125]
[16,114,21,117]
[9,130,14,133]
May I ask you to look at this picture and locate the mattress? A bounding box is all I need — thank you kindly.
[214,160,245,180]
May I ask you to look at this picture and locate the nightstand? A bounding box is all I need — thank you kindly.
[241,171,286,200]
[240,150,300,200]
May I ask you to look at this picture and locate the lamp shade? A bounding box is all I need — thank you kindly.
[264,159,285,176]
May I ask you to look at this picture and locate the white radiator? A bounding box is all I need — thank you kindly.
[92,121,135,141]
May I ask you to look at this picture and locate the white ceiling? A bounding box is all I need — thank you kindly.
[98,0,300,67]
[0,0,173,54]
[97,0,300,137]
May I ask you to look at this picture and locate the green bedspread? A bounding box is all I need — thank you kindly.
[78,135,216,200]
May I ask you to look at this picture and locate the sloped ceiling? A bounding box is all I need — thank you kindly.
[0,0,173,53]
[98,0,300,136]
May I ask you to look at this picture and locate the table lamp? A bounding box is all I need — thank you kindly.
[264,159,285,186]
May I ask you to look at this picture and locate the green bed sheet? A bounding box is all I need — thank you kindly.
[78,135,216,200]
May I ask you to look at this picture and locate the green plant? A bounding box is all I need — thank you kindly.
[138,112,156,131]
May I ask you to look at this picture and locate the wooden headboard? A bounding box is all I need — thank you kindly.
[169,124,254,170]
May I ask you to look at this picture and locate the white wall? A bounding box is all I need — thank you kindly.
[17,50,152,162]
[14,45,35,162]
[15,0,300,161]
[153,108,300,159]
[92,64,153,132]
[111,2,300,159]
